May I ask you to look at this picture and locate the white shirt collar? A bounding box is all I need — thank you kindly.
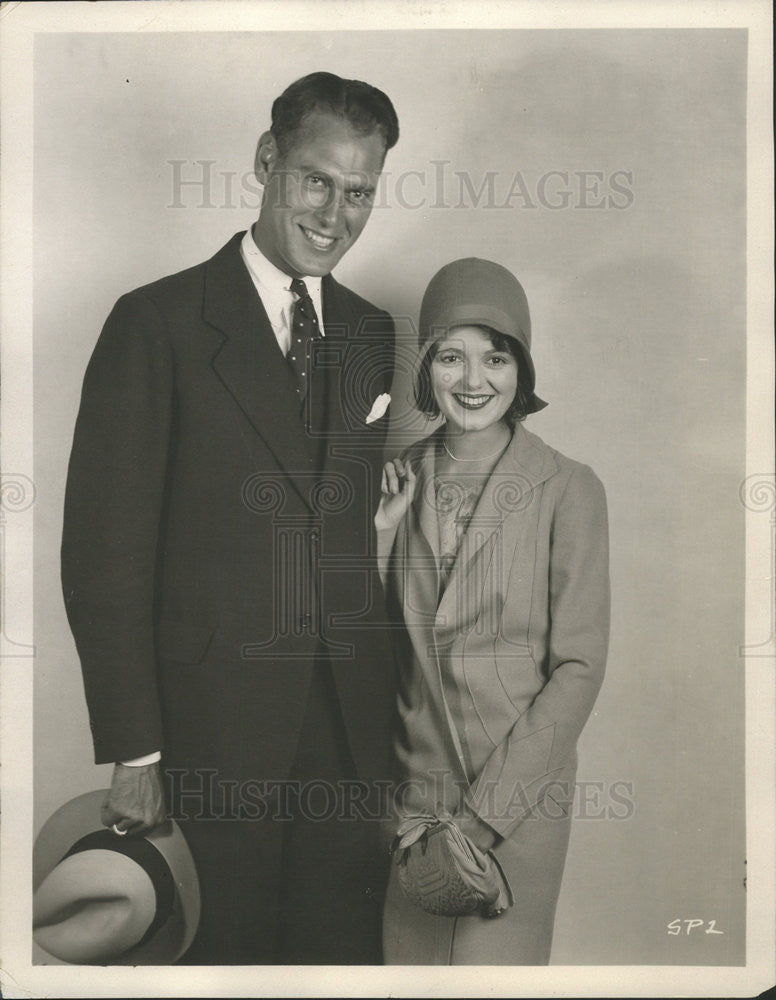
[240,227,324,337]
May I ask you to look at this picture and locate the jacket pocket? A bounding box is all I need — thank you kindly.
[156,618,214,665]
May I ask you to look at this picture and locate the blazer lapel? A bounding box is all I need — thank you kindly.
[399,436,443,628]
[436,423,558,626]
[204,234,318,511]
[415,433,442,566]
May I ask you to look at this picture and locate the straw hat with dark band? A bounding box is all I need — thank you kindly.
[33,789,200,965]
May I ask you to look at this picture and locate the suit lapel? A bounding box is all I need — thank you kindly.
[316,274,385,437]
[318,274,349,441]
[314,274,394,517]
[204,234,318,511]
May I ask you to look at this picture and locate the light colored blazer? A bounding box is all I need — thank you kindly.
[380,422,610,840]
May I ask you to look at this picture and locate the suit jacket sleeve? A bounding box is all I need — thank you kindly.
[464,464,611,839]
[61,291,174,764]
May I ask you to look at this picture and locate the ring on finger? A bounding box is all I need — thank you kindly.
[111,823,128,836]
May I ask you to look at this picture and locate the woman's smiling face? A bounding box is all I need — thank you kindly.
[430,325,519,434]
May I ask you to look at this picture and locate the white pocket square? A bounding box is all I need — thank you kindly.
[365,393,391,424]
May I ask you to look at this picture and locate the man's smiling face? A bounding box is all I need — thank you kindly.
[253,110,385,278]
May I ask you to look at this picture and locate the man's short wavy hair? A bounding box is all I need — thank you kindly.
[270,72,399,157]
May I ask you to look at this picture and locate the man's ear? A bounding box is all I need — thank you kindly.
[254,130,279,184]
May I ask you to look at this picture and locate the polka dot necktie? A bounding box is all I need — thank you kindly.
[288,278,321,404]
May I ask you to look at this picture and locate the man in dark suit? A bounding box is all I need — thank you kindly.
[61,72,399,964]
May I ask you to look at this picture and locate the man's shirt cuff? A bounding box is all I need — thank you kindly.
[120,751,161,766]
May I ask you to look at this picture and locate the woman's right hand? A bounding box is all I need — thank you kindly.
[375,458,416,531]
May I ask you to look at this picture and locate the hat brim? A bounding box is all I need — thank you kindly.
[34,789,200,965]
[526,393,548,414]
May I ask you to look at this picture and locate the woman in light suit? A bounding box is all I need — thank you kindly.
[376,258,610,965]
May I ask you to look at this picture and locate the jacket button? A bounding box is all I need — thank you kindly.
[299,612,312,628]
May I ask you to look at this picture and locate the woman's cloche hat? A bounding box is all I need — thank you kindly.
[33,789,200,965]
[418,257,547,413]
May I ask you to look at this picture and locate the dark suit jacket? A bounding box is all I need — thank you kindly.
[61,232,397,793]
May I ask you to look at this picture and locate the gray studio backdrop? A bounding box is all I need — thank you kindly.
[33,29,746,964]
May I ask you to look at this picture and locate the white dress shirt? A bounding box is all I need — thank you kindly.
[240,227,325,351]
[121,229,325,768]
